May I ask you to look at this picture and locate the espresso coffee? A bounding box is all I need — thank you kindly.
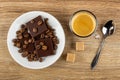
[69,10,97,37]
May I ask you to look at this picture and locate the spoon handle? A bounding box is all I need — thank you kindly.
[91,38,105,69]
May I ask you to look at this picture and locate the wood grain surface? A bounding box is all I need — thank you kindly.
[0,0,120,80]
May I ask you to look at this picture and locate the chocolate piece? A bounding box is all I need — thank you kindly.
[26,16,48,37]
[35,38,54,57]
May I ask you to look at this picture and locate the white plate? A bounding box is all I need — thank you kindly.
[7,11,65,69]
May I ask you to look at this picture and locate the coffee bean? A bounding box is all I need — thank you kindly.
[31,54,35,59]
[47,32,53,35]
[28,39,32,43]
[42,45,47,51]
[39,57,43,62]
[31,38,35,43]
[45,35,49,38]
[37,20,42,25]
[24,33,29,38]
[36,45,41,50]
[46,30,50,33]
[30,20,34,23]
[14,43,17,46]
[16,43,21,48]
[33,50,37,54]
[18,49,23,53]
[23,44,27,48]
[24,40,28,45]
[16,30,21,34]
[34,57,39,61]
[49,35,54,38]
[53,44,57,50]
[28,58,33,61]
[21,24,26,29]
[39,42,44,46]
[33,28,37,33]
[22,51,28,57]
[12,39,17,43]
[40,34,44,38]
[18,35,23,39]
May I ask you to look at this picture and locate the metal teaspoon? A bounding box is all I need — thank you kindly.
[91,20,115,69]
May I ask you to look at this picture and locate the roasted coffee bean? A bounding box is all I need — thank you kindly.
[24,33,29,38]
[52,37,57,40]
[42,45,47,51]
[22,51,28,57]
[16,43,21,48]
[18,49,23,53]
[33,28,37,33]
[21,24,26,28]
[39,42,44,46]
[37,20,42,25]
[33,50,37,54]
[24,40,28,45]
[45,35,49,38]
[28,58,33,61]
[32,38,35,43]
[40,34,45,38]
[18,35,23,39]
[14,43,17,46]
[16,30,21,34]
[53,44,57,50]
[34,57,39,61]
[19,28,25,33]
[12,39,17,43]
[56,39,59,44]
[28,39,32,43]
[46,30,50,33]
[36,45,41,50]
[27,54,31,58]
[30,20,34,23]
[49,35,54,38]
[23,44,27,48]
[47,32,53,35]
[31,54,35,59]
[39,57,43,62]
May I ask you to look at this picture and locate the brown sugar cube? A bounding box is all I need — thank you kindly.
[66,53,75,63]
[76,42,84,51]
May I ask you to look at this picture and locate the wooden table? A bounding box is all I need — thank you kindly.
[0,0,120,80]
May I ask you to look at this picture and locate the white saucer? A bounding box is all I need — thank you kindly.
[7,11,65,69]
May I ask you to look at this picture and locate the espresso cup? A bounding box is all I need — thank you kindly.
[69,10,97,37]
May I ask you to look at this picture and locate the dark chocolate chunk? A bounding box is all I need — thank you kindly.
[26,16,48,37]
[35,38,54,57]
